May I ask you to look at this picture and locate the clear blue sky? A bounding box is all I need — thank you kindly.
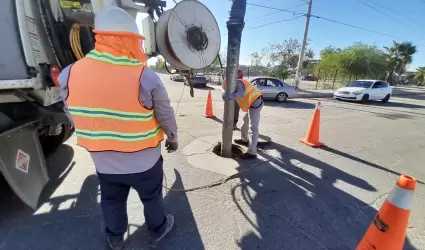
[143,0,425,71]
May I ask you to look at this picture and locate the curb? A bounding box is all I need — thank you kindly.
[207,84,223,91]
[392,90,425,97]
[206,84,424,99]
[297,91,334,98]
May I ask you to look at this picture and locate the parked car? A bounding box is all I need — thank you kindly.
[185,73,208,88]
[334,80,392,102]
[170,73,184,81]
[251,77,298,102]
[301,75,317,81]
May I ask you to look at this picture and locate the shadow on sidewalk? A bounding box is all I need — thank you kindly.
[325,99,425,117]
[125,169,204,249]
[321,146,424,185]
[366,100,425,109]
[0,148,203,249]
[264,100,316,109]
[325,102,416,120]
[0,144,75,221]
[232,142,418,249]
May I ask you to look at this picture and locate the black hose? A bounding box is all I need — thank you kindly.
[217,55,223,69]
[38,0,75,68]
[37,0,64,68]
[216,55,225,80]
[164,62,173,74]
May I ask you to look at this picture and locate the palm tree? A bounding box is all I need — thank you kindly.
[414,67,425,86]
[384,41,417,84]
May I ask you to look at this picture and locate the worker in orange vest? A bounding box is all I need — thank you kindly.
[223,70,264,159]
[57,7,176,250]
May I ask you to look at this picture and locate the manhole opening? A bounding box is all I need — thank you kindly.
[212,142,244,158]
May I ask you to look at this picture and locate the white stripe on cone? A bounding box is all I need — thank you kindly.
[387,185,414,210]
[316,102,322,110]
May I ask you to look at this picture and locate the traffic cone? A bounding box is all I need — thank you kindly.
[300,102,324,147]
[356,174,417,250]
[204,90,215,118]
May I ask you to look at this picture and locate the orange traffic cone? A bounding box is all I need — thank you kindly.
[356,174,416,250]
[300,102,324,147]
[204,90,215,118]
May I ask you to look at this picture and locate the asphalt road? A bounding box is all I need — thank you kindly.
[0,74,424,250]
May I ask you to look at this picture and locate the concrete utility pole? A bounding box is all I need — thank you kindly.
[221,0,246,158]
[294,0,312,87]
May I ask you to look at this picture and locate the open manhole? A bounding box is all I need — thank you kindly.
[212,142,245,158]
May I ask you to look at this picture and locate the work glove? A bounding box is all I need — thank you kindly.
[222,92,230,101]
[165,137,178,153]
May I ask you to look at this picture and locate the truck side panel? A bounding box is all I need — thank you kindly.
[0,0,30,80]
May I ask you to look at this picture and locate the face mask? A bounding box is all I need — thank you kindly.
[94,31,147,65]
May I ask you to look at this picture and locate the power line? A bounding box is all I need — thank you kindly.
[252,3,307,19]
[246,3,305,16]
[246,15,305,31]
[351,0,423,33]
[311,15,407,41]
[245,2,425,47]
[221,15,304,37]
[220,2,308,36]
[368,0,425,33]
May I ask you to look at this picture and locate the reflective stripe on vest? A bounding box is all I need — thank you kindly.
[66,51,164,152]
[222,79,262,112]
[86,50,143,66]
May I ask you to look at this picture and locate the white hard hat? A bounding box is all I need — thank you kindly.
[94,7,139,34]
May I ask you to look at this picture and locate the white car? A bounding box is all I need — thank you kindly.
[170,73,184,81]
[334,80,393,103]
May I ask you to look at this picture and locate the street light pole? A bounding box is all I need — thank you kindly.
[221,0,246,158]
[294,0,312,87]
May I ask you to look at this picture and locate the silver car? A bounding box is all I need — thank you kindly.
[250,77,298,102]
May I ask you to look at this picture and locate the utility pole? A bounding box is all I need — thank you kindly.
[221,0,246,158]
[294,0,312,87]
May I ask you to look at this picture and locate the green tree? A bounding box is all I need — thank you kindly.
[249,52,264,76]
[414,67,425,86]
[384,41,417,83]
[155,57,165,69]
[320,46,341,58]
[270,64,290,80]
[314,46,342,81]
[263,38,314,69]
[250,52,262,66]
[315,43,387,85]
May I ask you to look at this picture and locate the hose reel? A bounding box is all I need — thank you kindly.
[155,0,221,71]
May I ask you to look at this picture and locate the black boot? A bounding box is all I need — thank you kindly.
[106,237,125,250]
[239,152,257,159]
[234,139,249,146]
[149,214,175,248]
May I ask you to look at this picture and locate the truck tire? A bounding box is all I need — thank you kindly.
[39,124,74,155]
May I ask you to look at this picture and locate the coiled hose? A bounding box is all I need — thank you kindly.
[70,23,94,60]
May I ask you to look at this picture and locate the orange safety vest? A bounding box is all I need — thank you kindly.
[223,79,262,112]
[66,50,164,152]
